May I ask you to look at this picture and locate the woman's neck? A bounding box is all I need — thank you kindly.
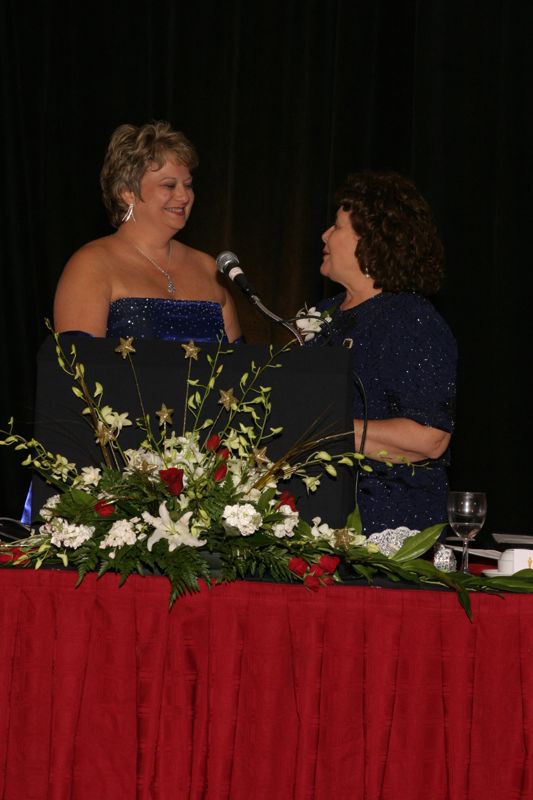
[116,224,175,254]
[340,285,382,311]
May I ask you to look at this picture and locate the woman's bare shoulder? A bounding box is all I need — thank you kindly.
[63,235,118,273]
[179,243,217,270]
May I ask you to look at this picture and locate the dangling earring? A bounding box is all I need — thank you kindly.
[363,268,371,279]
[122,203,136,223]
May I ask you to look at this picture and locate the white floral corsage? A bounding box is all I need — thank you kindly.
[295,305,334,342]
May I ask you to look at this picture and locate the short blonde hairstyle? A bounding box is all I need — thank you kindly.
[100,120,199,227]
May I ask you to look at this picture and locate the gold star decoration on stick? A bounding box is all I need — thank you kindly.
[114,337,136,359]
[137,460,158,475]
[252,447,270,466]
[95,421,115,445]
[156,403,174,426]
[218,388,237,411]
[334,528,352,550]
[181,340,201,360]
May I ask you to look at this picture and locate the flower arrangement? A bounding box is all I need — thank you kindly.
[2,326,533,617]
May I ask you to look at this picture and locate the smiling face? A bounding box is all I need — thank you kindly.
[123,155,195,234]
[320,208,362,286]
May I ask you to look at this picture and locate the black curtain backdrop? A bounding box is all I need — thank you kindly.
[1,1,531,534]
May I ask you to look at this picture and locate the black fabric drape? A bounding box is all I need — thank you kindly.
[1,0,531,532]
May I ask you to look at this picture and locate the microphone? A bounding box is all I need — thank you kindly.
[216,251,258,302]
[216,250,305,345]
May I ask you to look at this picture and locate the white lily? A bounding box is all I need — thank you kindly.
[142,502,205,551]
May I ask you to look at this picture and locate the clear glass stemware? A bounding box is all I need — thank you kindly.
[447,491,487,573]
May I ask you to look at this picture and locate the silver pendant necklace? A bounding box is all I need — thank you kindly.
[128,239,176,296]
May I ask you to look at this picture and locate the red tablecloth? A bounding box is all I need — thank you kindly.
[0,569,531,799]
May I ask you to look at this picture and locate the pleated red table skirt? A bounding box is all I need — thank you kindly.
[0,569,531,799]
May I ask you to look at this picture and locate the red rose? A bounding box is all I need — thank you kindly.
[308,563,326,577]
[159,468,184,496]
[213,463,228,482]
[95,498,116,517]
[0,547,28,564]
[276,490,297,512]
[206,434,221,451]
[288,556,309,577]
[304,574,321,592]
[217,447,230,461]
[319,555,340,574]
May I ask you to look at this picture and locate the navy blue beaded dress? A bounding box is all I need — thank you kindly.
[307,292,457,534]
[106,297,229,342]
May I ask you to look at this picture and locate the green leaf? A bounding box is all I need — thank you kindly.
[345,504,362,533]
[390,524,445,562]
[353,564,376,581]
[296,518,312,537]
[456,588,473,621]
[55,488,98,517]
[483,572,533,592]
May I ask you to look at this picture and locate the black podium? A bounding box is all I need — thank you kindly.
[31,336,355,527]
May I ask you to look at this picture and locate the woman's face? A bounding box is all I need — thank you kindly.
[320,208,361,285]
[129,155,195,232]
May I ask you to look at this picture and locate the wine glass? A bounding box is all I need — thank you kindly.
[447,491,487,573]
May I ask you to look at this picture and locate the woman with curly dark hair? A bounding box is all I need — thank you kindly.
[302,170,457,534]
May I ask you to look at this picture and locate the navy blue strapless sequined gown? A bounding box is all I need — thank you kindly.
[106,297,228,342]
[307,292,457,534]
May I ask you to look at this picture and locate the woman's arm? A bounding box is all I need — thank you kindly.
[353,417,451,462]
[53,246,112,336]
[221,289,242,342]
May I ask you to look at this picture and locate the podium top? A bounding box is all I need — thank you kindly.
[31,336,356,525]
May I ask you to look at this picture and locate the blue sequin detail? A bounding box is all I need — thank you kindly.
[106,298,227,342]
[308,292,457,534]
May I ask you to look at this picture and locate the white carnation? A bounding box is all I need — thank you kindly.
[99,517,141,549]
[41,518,95,549]
[39,494,61,521]
[222,503,262,536]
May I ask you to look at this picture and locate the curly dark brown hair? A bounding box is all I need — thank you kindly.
[334,171,445,294]
[100,120,199,227]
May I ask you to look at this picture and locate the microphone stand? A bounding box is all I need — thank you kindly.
[215,252,305,345]
[249,295,305,345]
